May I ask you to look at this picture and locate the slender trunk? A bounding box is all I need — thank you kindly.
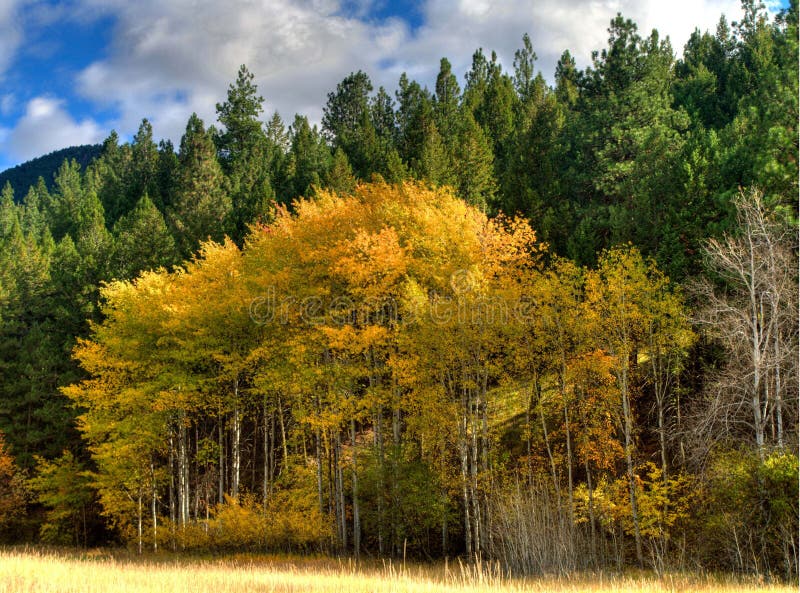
[676,388,686,466]
[539,392,560,497]
[375,404,385,556]
[185,422,191,523]
[774,333,783,449]
[391,383,401,556]
[460,417,472,559]
[525,386,533,479]
[460,382,472,559]
[750,252,765,461]
[278,394,289,471]
[559,352,574,522]
[268,398,274,500]
[334,431,347,551]
[441,457,448,557]
[563,396,574,520]
[194,425,200,520]
[350,418,360,559]
[138,491,143,555]
[315,429,324,516]
[471,389,481,556]
[585,458,596,563]
[169,431,176,533]
[151,460,158,552]
[179,419,188,526]
[479,372,489,555]
[232,377,241,499]
[621,365,643,566]
[269,410,276,491]
[218,416,225,504]
[658,392,668,482]
[652,352,670,482]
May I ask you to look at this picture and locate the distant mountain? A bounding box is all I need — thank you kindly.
[0,144,104,200]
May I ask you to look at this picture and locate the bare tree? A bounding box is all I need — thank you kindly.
[691,188,798,460]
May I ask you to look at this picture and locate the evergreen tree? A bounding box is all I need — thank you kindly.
[395,73,434,171]
[47,159,85,240]
[155,139,178,212]
[555,50,579,108]
[325,148,357,195]
[418,121,453,188]
[265,111,290,200]
[433,58,461,149]
[89,131,130,223]
[216,65,275,241]
[322,71,376,177]
[286,115,332,199]
[512,34,539,106]
[112,194,178,280]
[168,113,232,256]
[463,48,490,114]
[129,120,161,213]
[454,110,496,211]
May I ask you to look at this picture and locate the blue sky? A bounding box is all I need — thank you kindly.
[0,0,787,172]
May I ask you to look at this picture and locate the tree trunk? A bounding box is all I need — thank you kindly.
[470,388,481,556]
[620,365,643,566]
[179,419,189,526]
[334,431,347,551]
[218,416,225,504]
[232,376,241,499]
[151,460,158,552]
[168,425,177,541]
[138,491,143,555]
[460,385,472,559]
[375,405,385,556]
[278,393,289,472]
[585,458,597,564]
[774,333,783,449]
[350,418,361,559]
[315,429,324,516]
[268,397,269,508]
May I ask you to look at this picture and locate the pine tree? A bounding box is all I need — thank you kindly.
[395,73,434,170]
[168,113,232,256]
[555,50,579,108]
[455,110,496,211]
[325,148,357,196]
[322,71,376,177]
[112,194,178,279]
[286,115,332,199]
[433,58,461,149]
[216,65,275,242]
[418,121,453,187]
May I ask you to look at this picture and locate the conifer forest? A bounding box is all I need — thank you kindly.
[0,0,796,581]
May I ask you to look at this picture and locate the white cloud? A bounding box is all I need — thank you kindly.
[73,0,407,142]
[3,96,103,163]
[0,0,23,79]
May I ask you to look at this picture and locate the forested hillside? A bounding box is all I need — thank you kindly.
[0,145,103,199]
[0,0,796,579]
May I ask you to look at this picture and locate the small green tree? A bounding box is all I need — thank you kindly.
[29,451,94,546]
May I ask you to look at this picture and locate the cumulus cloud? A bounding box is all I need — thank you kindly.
[73,0,409,142]
[0,0,23,78]
[3,96,103,163]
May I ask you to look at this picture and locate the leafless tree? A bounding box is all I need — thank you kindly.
[691,188,798,461]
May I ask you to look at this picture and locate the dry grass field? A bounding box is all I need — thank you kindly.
[0,549,796,593]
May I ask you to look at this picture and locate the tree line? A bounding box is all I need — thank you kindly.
[0,0,795,579]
